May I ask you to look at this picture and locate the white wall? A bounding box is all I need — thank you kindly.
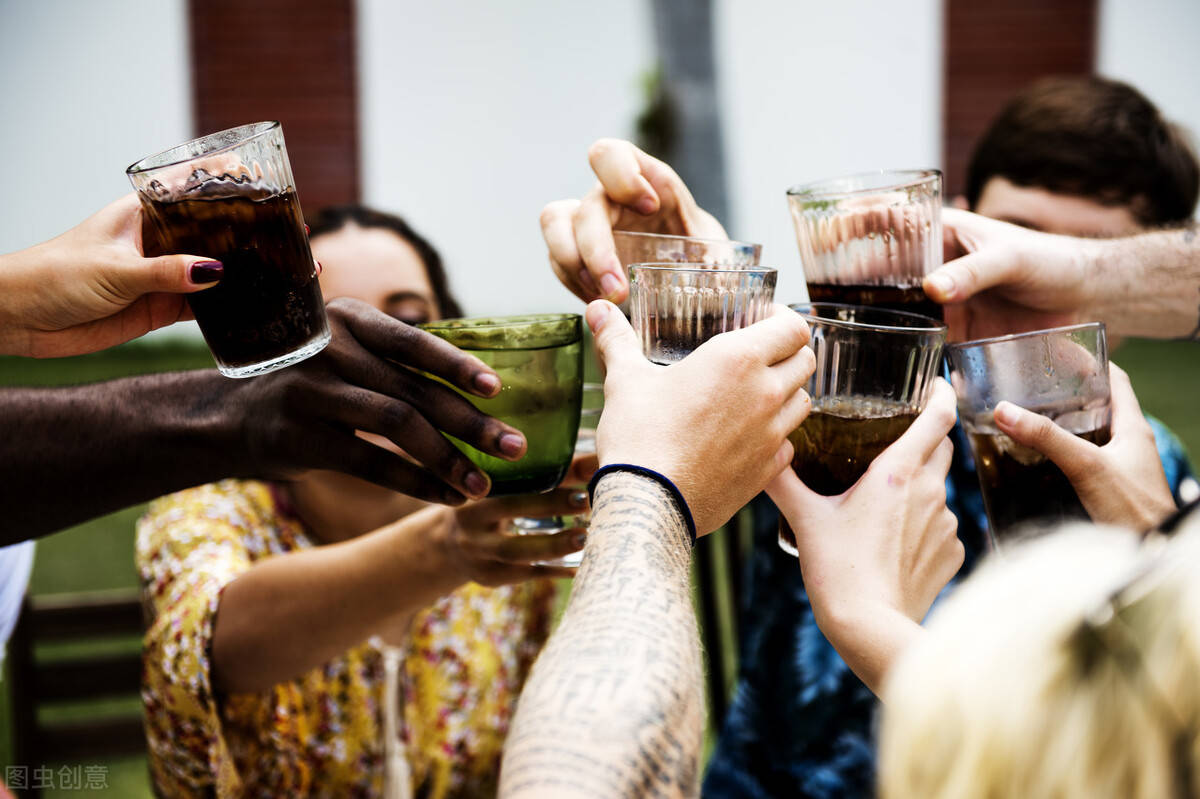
[714,0,943,305]
[1098,0,1200,219]
[356,0,655,317]
[0,0,192,255]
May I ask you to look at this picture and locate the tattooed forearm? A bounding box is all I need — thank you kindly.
[500,472,704,799]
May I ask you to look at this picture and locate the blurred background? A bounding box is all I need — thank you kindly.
[2,0,1199,795]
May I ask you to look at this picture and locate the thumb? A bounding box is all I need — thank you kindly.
[586,300,643,374]
[992,401,1097,481]
[924,209,1016,303]
[765,467,824,537]
[108,254,224,300]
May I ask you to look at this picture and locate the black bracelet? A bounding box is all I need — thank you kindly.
[587,464,697,548]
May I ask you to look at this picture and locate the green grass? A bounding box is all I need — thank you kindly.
[2,334,1198,789]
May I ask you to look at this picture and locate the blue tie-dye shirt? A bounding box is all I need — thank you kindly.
[702,417,1196,798]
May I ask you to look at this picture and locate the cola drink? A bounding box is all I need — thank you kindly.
[779,399,920,553]
[806,282,943,321]
[969,418,1111,545]
[140,187,326,372]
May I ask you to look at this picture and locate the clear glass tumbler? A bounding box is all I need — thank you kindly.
[779,303,947,555]
[628,263,777,364]
[613,230,762,270]
[420,314,583,495]
[947,322,1110,548]
[127,121,329,377]
[787,170,943,319]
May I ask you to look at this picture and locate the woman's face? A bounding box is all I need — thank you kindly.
[299,223,446,524]
[312,223,441,323]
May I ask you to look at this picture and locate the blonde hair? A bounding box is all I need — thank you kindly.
[879,520,1200,799]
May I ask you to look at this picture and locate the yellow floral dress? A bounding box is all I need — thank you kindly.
[136,480,557,798]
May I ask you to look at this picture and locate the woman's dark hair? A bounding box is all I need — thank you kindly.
[306,204,464,319]
[966,76,1199,226]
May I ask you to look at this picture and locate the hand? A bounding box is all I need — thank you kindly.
[991,363,1175,532]
[588,300,815,535]
[442,488,590,586]
[541,138,727,303]
[766,378,961,694]
[923,208,1094,341]
[0,193,224,357]
[227,297,529,504]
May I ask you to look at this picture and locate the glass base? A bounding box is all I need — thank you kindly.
[512,515,587,569]
[217,330,331,379]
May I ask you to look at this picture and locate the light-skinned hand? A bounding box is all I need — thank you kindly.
[767,378,962,694]
[924,207,1093,341]
[0,193,225,357]
[588,300,815,534]
[541,138,726,304]
[991,363,1175,532]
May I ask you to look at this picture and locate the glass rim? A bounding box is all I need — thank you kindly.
[946,321,1106,352]
[789,302,947,334]
[786,168,942,200]
[126,121,281,176]
[419,312,582,332]
[629,262,777,276]
[613,229,762,250]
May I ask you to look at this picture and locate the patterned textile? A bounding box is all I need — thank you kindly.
[703,417,1195,798]
[137,480,556,798]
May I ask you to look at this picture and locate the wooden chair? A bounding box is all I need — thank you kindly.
[8,589,145,796]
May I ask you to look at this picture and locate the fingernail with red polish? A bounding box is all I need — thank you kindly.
[474,372,501,396]
[464,470,490,497]
[315,260,323,276]
[189,261,224,284]
[500,433,525,457]
[304,224,310,235]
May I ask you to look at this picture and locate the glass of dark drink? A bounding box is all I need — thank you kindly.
[127,121,329,378]
[420,314,583,496]
[628,263,777,364]
[779,303,947,555]
[510,382,604,569]
[947,323,1111,549]
[787,170,943,319]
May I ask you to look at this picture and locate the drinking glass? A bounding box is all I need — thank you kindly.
[511,382,604,568]
[127,121,329,378]
[613,230,762,270]
[947,322,1110,548]
[628,263,777,364]
[779,303,947,555]
[787,170,943,319]
[420,314,583,495]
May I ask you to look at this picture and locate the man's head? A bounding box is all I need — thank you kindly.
[964,76,1199,236]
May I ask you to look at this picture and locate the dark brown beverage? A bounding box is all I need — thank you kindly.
[779,399,920,552]
[806,282,943,321]
[970,424,1111,545]
[140,188,326,370]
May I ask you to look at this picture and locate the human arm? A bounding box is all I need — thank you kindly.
[210,491,586,693]
[0,298,527,543]
[767,379,963,696]
[990,363,1176,531]
[541,139,727,303]
[0,193,224,357]
[925,208,1200,341]
[500,300,815,798]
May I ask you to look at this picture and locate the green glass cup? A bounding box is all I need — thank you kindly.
[420,313,583,495]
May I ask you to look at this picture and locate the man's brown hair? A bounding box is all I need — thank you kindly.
[966,76,1199,225]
